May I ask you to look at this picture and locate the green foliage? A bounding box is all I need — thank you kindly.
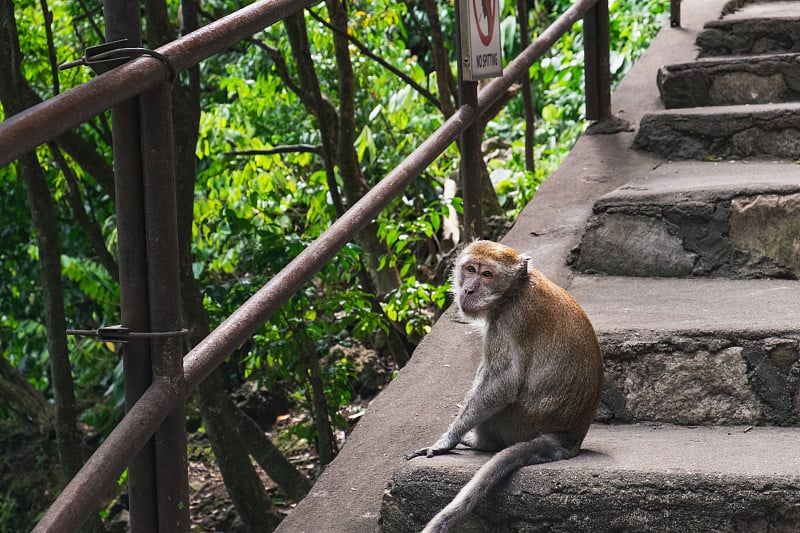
[0,492,19,532]
[0,0,668,463]
[488,0,668,214]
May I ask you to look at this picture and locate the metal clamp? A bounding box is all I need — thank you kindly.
[67,325,189,343]
[59,39,177,84]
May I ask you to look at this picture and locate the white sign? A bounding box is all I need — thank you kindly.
[460,0,503,80]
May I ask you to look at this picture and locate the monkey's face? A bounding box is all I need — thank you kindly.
[453,241,528,318]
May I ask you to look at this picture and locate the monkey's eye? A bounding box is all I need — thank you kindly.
[466,265,477,273]
[481,270,493,278]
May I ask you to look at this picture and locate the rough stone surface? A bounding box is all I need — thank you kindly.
[599,333,800,425]
[570,213,697,277]
[571,205,793,278]
[697,17,800,57]
[633,103,800,160]
[570,163,800,278]
[730,193,800,275]
[657,53,800,108]
[381,425,800,532]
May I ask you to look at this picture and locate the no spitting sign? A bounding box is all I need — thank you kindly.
[460,0,503,80]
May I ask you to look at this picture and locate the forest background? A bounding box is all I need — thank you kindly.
[0,0,667,530]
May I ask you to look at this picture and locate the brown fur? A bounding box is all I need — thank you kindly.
[407,240,604,533]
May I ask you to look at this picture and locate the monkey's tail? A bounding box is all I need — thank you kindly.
[421,433,576,533]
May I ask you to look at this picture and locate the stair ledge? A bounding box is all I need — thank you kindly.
[697,9,800,57]
[722,1,800,21]
[570,162,800,279]
[381,424,800,532]
[572,275,800,335]
[633,102,800,160]
[657,52,800,108]
[594,160,800,208]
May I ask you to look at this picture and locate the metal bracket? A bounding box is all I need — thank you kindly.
[67,325,189,343]
[59,38,177,83]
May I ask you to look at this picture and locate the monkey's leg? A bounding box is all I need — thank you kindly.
[460,429,503,451]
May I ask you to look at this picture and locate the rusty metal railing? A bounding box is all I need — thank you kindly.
[0,0,616,530]
[671,0,682,27]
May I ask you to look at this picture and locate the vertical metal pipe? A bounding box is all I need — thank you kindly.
[103,3,159,531]
[139,84,190,532]
[583,0,611,121]
[460,82,482,240]
[671,0,681,27]
[456,0,483,239]
[516,0,535,173]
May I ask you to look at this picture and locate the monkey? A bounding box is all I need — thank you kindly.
[406,240,604,533]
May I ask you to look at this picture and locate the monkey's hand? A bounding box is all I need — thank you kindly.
[405,433,459,460]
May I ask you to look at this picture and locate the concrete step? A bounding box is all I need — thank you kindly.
[569,161,800,278]
[657,53,800,108]
[381,424,800,532]
[632,102,800,160]
[696,1,800,57]
[570,275,800,426]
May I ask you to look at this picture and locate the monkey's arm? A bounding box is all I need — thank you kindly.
[407,360,520,459]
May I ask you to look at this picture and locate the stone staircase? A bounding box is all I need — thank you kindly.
[378,1,800,531]
[635,1,800,160]
[274,1,800,532]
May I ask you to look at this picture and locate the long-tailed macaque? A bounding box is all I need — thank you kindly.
[407,240,604,533]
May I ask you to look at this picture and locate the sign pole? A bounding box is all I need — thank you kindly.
[457,0,503,239]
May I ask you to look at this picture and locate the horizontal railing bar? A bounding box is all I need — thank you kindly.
[31,104,475,532]
[32,378,180,533]
[0,0,316,168]
[181,0,600,393]
[29,0,604,528]
[183,103,476,390]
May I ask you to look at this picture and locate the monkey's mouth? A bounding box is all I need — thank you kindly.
[458,296,490,317]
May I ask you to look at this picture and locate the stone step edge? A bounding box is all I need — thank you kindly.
[632,102,800,160]
[592,160,800,209]
[568,161,800,279]
[570,276,800,334]
[569,277,800,427]
[381,424,800,532]
[657,52,800,108]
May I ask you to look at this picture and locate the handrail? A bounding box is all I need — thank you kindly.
[0,0,315,168]
[186,0,603,392]
[15,0,609,529]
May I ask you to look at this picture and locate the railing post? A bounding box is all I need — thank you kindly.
[517,0,535,173]
[456,0,483,239]
[460,84,483,240]
[139,82,190,532]
[103,2,159,531]
[671,0,682,27]
[583,0,611,121]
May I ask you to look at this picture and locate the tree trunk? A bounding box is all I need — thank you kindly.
[159,1,289,529]
[229,405,313,502]
[198,372,282,532]
[302,336,337,467]
[0,355,53,432]
[417,0,458,116]
[0,0,89,508]
[283,11,411,364]
[322,0,403,296]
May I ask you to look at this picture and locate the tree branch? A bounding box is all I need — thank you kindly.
[39,0,59,96]
[223,144,321,157]
[49,142,119,281]
[307,7,442,111]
